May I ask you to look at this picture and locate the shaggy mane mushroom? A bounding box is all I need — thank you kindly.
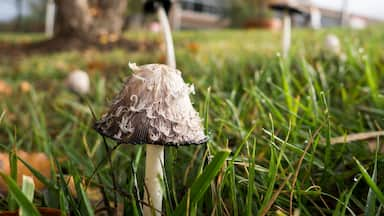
[94,63,207,216]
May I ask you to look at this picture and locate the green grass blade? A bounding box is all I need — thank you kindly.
[354,157,384,204]
[0,110,5,124]
[0,172,40,216]
[20,175,35,216]
[229,161,238,216]
[59,190,68,216]
[17,156,55,189]
[8,148,18,211]
[74,174,95,216]
[365,139,379,216]
[78,184,95,216]
[246,138,256,216]
[173,149,230,216]
[341,175,361,216]
[364,56,378,102]
[279,57,293,112]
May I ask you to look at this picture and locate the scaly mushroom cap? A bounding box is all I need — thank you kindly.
[143,0,173,14]
[94,63,207,146]
[268,0,304,14]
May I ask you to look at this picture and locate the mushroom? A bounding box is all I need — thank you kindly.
[45,0,56,37]
[324,34,341,55]
[143,0,176,68]
[66,69,90,95]
[94,63,207,216]
[269,0,304,57]
[144,0,173,15]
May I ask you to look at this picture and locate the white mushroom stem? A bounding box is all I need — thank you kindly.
[143,5,176,216]
[143,144,164,216]
[282,10,291,58]
[157,5,176,68]
[45,0,56,37]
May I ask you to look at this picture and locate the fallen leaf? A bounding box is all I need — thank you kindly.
[89,7,101,17]
[99,34,109,45]
[87,60,106,72]
[0,207,61,216]
[19,81,32,93]
[109,33,119,43]
[64,176,102,201]
[186,42,200,54]
[0,80,12,96]
[0,151,51,192]
[158,54,166,64]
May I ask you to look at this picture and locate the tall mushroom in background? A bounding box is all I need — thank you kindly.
[324,34,341,55]
[269,0,304,57]
[94,63,207,215]
[144,0,175,68]
[45,0,56,37]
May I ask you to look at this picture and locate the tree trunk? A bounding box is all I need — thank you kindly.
[54,0,127,42]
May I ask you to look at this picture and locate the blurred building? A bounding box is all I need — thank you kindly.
[169,0,230,29]
[168,0,381,30]
[303,5,381,29]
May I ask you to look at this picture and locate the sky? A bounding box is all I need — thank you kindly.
[0,0,383,21]
[0,0,22,21]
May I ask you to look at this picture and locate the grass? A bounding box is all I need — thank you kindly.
[0,26,383,215]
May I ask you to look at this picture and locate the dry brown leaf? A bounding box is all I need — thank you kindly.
[19,81,32,93]
[0,80,12,96]
[64,176,102,201]
[89,7,101,17]
[0,207,61,216]
[0,151,51,192]
[87,60,106,72]
[158,54,166,64]
[109,33,119,43]
[186,42,200,54]
[98,34,109,45]
[0,151,100,200]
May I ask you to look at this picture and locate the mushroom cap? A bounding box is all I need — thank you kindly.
[66,70,90,95]
[324,34,341,54]
[144,0,173,14]
[94,63,207,146]
[268,0,304,14]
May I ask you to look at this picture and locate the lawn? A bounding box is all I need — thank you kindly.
[0,27,383,215]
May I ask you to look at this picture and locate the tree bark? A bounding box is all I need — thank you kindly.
[54,0,127,41]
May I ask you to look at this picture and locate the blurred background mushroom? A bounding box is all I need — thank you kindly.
[324,33,341,55]
[143,0,172,15]
[65,69,90,95]
[143,0,176,68]
[269,0,305,57]
[44,0,55,37]
[94,63,207,216]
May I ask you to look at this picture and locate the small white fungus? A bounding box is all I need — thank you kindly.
[66,70,90,95]
[324,34,341,54]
